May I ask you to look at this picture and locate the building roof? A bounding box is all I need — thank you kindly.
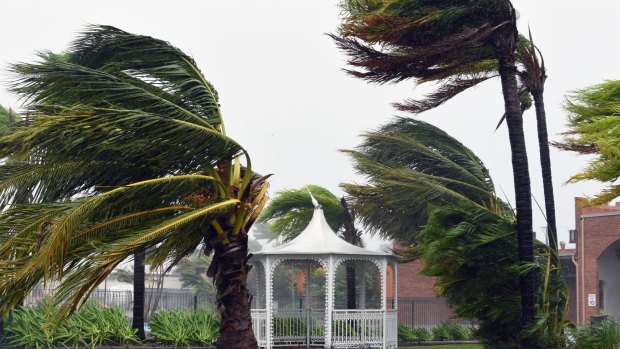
[254,205,391,257]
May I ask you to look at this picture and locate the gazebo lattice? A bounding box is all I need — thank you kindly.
[251,200,398,348]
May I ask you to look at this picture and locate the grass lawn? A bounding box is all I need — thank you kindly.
[399,345,483,349]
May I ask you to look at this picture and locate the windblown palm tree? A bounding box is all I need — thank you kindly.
[557,80,620,204]
[344,117,566,347]
[333,2,537,344]
[259,185,362,308]
[342,117,508,242]
[0,26,268,349]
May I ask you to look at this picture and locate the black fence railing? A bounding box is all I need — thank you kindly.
[22,289,470,328]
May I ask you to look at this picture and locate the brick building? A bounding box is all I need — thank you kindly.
[571,198,620,324]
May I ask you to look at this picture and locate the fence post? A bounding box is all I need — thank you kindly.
[193,294,198,311]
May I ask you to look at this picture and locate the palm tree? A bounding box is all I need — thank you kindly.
[177,254,217,299]
[557,80,620,204]
[333,2,536,344]
[0,26,268,349]
[343,117,566,347]
[259,185,362,308]
[341,117,508,242]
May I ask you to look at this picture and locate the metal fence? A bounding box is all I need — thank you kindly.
[23,287,216,321]
[22,289,469,328]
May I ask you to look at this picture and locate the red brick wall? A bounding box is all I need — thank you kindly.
[574,198,620,324]
[397,258,437,299]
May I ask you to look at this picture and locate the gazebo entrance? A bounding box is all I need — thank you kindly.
[251,200,397,348]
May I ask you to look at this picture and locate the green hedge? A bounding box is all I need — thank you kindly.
[398,323,475,342]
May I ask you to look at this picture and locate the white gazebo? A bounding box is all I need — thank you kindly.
[251,200,398,348]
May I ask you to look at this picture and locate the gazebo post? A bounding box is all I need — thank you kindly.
[324,255,335,348]
[381,258,388,349]
[305,263,311,347]
[265,256,273,349]
[393,260,398,311]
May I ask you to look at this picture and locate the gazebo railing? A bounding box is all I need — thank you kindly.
[331,309,385,348]
[385,310,398,348]
[251,309,268,347]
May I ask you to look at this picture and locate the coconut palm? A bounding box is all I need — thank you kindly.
[0,26,268,349]
[557,80,620,204]
[333,2,536,344]
[344,117,567,347]
[341,117,507,242]
[259,185,362,308]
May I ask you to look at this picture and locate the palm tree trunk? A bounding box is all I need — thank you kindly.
[498,54,537,348]
[132,249,146,341]
[532,91,558,268]
[211,236,257,349]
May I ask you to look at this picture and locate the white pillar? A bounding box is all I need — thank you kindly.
[392,260,398,311]
[305,263,311,346]
[265,257,273,349]
[381,258,388,349]
[324,255,335,348]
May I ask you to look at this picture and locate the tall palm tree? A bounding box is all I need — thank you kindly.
[333,2,536,344]
[259,185,362,308]
[0,26,268,349]
[344,117,566,347]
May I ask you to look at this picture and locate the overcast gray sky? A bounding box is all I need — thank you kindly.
[1,1,619,247]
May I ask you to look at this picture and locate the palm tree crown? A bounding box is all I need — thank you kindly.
[0,25,266,349]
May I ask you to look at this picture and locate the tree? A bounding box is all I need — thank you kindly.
[343,117,566,347]
[0,26,269,349]
[557,80,620,205]
[333,2,536,344]
[342,117,507,242]
[0,105,20,135]
[177,254,216,299]
[259,185,362,308]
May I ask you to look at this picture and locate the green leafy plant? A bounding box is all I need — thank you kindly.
[398,324,416,342]
[148,308,220,347]
[412,327,434,341]
[572,319,620,349]
[3,300,138,349]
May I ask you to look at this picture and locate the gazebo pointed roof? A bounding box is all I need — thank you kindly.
[254,205,390,256]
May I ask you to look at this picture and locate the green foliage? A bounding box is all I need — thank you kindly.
[148,308,220,347]
[4,300,139,349]
[342,117,507,245]
[259,185,345,241]
[432,323,475,341]
[559,80,620,205]
[177,254,216,298]
[0,28,270,349]
[572,319,620,349]
[398,325,433,342]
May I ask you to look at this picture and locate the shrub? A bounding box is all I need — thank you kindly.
[397,325,433,342]
[4,300,139,349]
[411,327,433,341]
[398,324,416,341]
[148,308,219,347]
[573,319,620,349]
[431,323,475,341]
